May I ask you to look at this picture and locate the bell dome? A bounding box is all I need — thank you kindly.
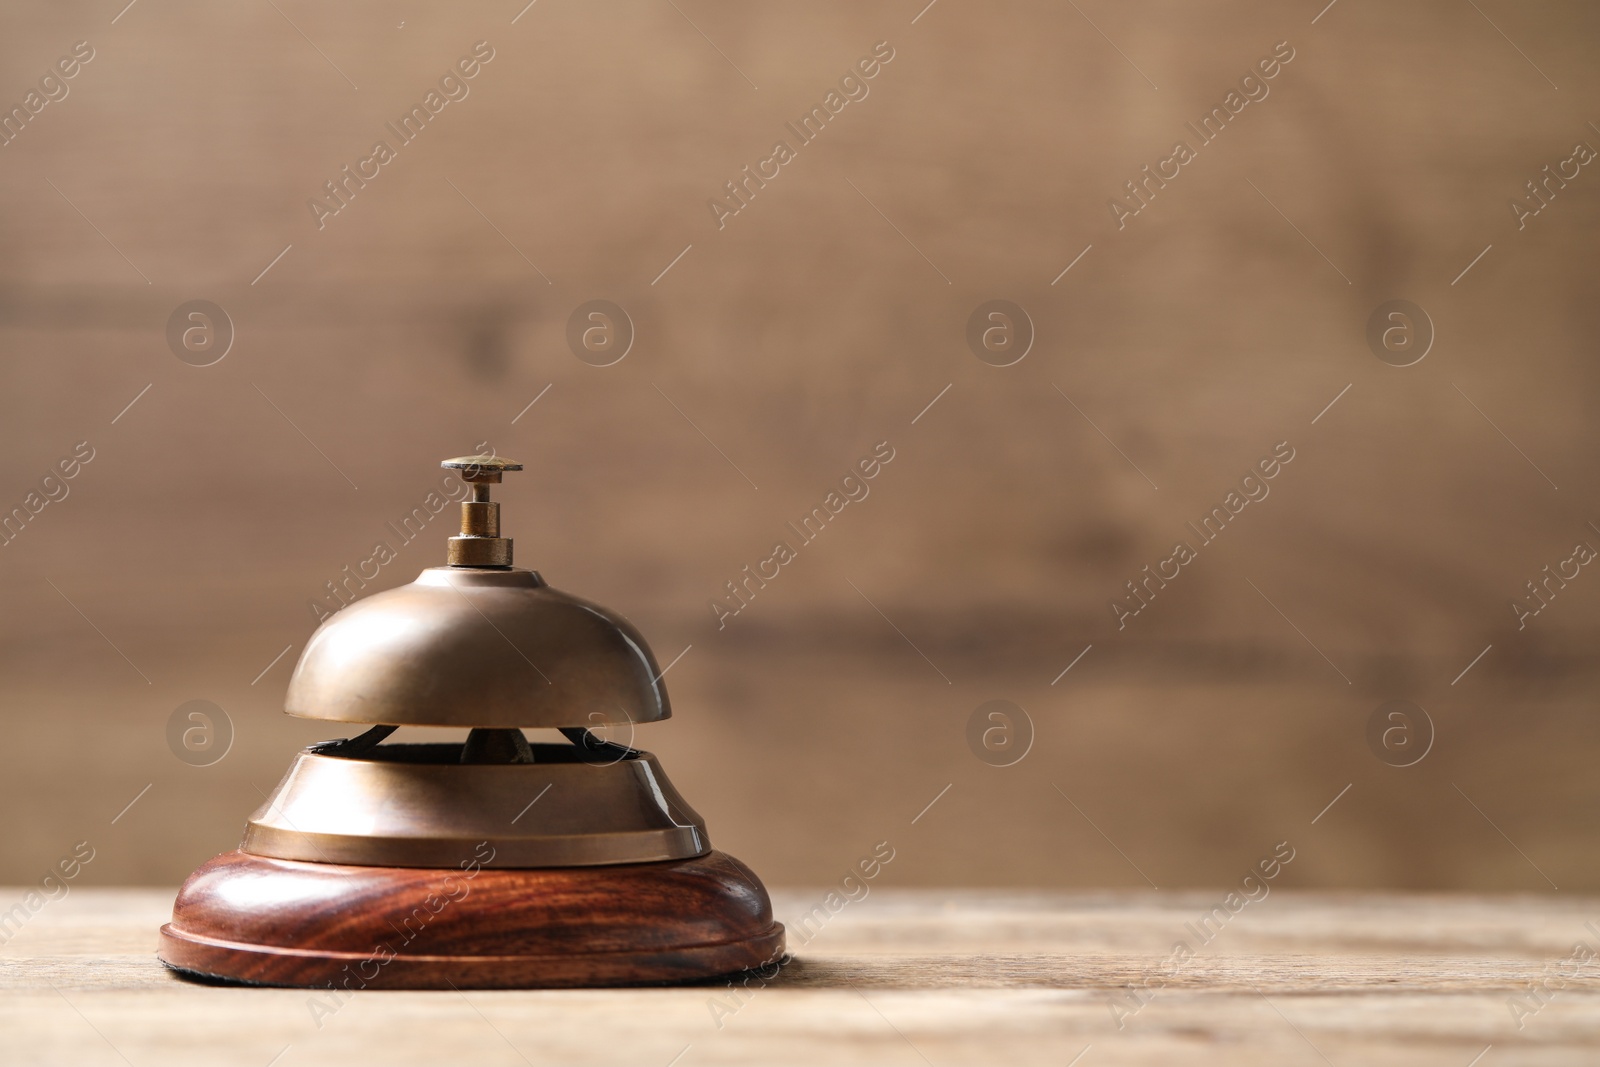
[283,454,670,728]
[285,567,670,727]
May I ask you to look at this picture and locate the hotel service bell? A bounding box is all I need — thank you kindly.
[159,456,784,988]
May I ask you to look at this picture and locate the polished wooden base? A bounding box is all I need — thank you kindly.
[158,849,785,989]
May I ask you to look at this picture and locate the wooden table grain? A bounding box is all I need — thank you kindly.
[3,888,1599,1065]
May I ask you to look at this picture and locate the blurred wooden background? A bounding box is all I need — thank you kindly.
[1,0,1598,892]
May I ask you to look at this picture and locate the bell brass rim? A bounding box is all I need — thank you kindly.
[241,744,709,869]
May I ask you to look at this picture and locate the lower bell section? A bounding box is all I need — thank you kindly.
[158,737,785,988]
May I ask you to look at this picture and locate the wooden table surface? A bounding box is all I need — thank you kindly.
[4,888,1599,1065]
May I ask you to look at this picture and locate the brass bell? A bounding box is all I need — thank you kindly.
[159,456,784,988]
